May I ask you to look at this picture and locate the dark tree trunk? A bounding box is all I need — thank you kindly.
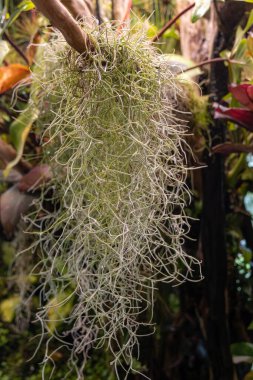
[201,3,253,380]
[201,31,233,380]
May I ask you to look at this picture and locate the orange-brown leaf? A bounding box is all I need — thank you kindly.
[0,64,30,94]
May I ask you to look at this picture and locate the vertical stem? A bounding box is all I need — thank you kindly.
[202,49,233,380]
[3,32,29,65]
[201,2,250,379]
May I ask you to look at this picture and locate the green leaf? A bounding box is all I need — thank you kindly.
[0,1,35,37]
[191,0,211,23]
[231,342,253,357]
[245,10,253,32]
[4,105,38,176]
[231,342,253,365]
[146,23,158,39]
[240,248,252,263]
[247,34,253,57]
[0,41,9,64]
[18,0,35,11]
[235,39,247,59]
[232,11,253,55]
[248,321,253,330]
[163,27,179,40]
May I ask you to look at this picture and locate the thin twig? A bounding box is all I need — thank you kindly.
[181,57,241,74]
[152,2,195,43]
[3,32,30,66]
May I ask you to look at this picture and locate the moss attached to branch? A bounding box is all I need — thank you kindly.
[27,22,201,378]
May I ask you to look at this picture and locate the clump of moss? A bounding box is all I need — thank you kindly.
[26,22,201,378]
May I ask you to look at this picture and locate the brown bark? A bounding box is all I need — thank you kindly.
[32,0,93,53]
[61,0,94,19]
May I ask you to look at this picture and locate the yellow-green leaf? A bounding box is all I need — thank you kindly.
[146,23,158,39]
[47,293,73,333]
[0,295,20,322]
[18,0,35,11]
[247,34,253,57]
[163,27,179,40]
[4,105,38,176]
[245,10,253,32]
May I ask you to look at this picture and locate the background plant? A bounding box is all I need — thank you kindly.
[1,1,253,380]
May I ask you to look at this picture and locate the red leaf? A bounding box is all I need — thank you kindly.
[0,64,30,95]
[214,103,253,131]
[18,164,52,192]
[212,143,253,155]
[0,185,34,237]
[247,85,253,102]
[229,83,253,111]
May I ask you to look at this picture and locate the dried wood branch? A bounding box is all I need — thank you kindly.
[32,0,93,53]
[61,0,94,20]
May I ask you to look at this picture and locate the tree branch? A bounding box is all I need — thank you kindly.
[181,57,241,74]
[152,2,195,43]
[3,32,30,66]
[32,0,93,54]
[61,0,93,20]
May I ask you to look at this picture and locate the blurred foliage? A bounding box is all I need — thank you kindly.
[0,0,253,380]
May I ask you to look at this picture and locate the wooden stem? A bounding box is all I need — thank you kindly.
[181,57,241,74]
[3,32,30,66]
[32,0,93,53]
[60,0,93,20]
